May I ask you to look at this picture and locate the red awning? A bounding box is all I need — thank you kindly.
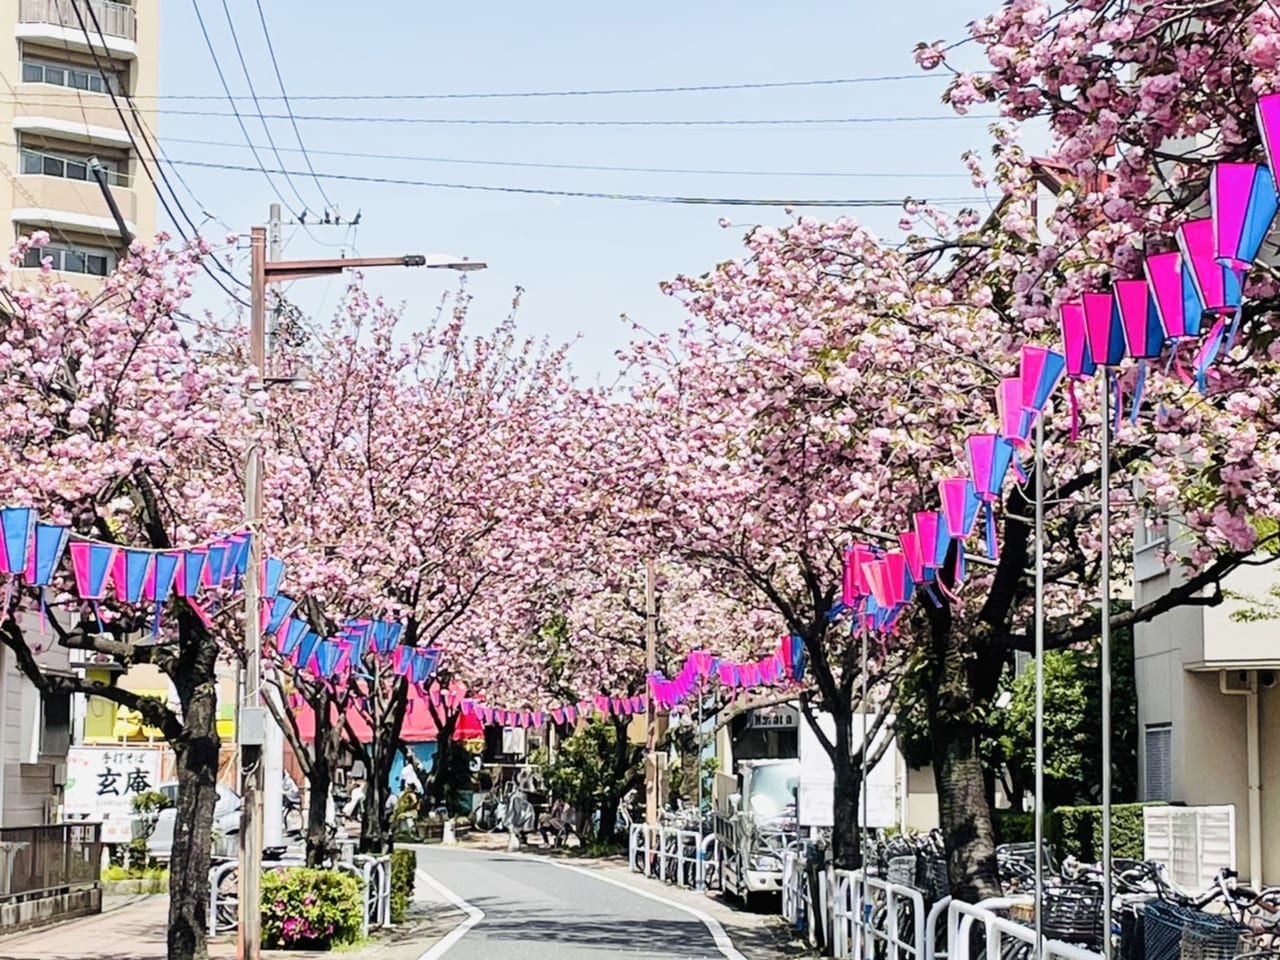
[293,682,485,743]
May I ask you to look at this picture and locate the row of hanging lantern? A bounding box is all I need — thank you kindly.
[839,94,1280,640]
[839,343,1066,633]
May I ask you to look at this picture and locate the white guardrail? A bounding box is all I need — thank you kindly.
[633,829,1103,960]
[946,897,1104,960]
[627,823,710,891]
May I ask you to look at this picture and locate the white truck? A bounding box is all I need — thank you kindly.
[713,757,800,902]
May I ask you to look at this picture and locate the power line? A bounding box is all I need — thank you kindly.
[188,0,298,218]
[218,0,313,214]
[83,74,944,102]
[156,109,992,128]
[164,158,987,208]
[252,0,335,212]
[159,134,974,180]
[72,0,250,306]
[0,99,996,127]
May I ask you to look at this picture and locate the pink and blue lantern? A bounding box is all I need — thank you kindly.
[1060,302,1096,440]
[114,549,155,605]
[1019,344,1067,418]
[70,541,117,625]
[1211,163,1278,272]
[1114,278,1165,420]
[966,434,1015,560]
[0,508,34,578]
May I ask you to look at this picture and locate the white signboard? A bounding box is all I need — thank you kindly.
[748,704,799,729]
[798,712,898,829]
[66,746,163,843]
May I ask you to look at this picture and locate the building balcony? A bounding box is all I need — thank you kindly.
[11,86,138,148]
[12,171,138,239]
[17,0,138,61]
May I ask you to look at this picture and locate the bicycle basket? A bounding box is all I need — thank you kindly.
[1144,901,1246,960]
[1042,883,1106,951]
[916,856,950,904]
[888,855,917,888]
[1179,912,1245,960]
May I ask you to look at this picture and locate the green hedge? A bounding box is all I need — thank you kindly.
[390,848,416,924]
[261,867,363,950]
[1047,802,1163,861]
[993,811,1035,845]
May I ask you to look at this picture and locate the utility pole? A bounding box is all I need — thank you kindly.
[262,207,285,853]
[237,228,269,960]
[236,230,485,960]
[644,558,663,824]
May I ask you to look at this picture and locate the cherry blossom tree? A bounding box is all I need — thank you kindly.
[264,284,576,851]
[890,0,1280,896]
[0,233,252,959]
[623,0,1280,896]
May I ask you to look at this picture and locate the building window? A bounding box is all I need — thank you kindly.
[1140,509,1169,549]
[21,58,119,95]
[19,147,126,187]
[40,690,71,757]
[22,243,114,277]
[1144,723,1172,801]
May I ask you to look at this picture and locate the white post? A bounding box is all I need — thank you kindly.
[1033,412,1045,956]
[1100,375,1114,960]
[262,203,285,850]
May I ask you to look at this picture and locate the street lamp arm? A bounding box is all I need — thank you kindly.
[263,254,486,285]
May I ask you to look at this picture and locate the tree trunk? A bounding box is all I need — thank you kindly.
[830,706,864,871]
[934,721,1000,900]
[304,694,340,868]
[929,621,1002,901]
[166,623,220,960]
[360,681,408,853]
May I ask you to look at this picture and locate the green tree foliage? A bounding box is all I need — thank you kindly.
[896,623,1138,811]
[536,717,643,845]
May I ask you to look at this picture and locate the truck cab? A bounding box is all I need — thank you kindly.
[713,757,800,901]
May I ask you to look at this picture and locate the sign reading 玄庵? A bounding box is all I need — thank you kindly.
[65,746,163,843]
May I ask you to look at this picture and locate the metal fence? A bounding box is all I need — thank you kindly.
[945,897,1104,960]
[831,870,928,960]
[627,823,712,892]
[18,0,137,40]
[0,823,101,900]
[210,856,392,938]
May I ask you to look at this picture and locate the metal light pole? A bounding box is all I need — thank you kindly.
[262,205,286,853]
[644,558,661,825]
[237,230,484,960]
[860,626,869,869]
[1100,379,1114,960]
[1033,412,1046,957]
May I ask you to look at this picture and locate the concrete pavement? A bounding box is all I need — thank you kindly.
[413,844,743,960]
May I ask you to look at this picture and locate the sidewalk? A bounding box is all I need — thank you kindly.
[0,895,459,960]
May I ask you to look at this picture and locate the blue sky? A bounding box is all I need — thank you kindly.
[156,1,1003,378]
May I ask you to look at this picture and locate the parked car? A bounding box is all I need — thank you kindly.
[137,782,242,861]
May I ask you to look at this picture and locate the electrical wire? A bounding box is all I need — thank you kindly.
[218,0,313,215]
[187,0,298,218]
[163,158,986,208]
[74,0,250,304]
[99,74,945,101]
[155,109,995,128]
[253,0,336,213]
[157,134,974,180]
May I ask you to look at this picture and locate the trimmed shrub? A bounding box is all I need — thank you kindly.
[261,867,363,950]
[993,810,1035,845]
[390,848,416,923]
[1048,802,1163,862]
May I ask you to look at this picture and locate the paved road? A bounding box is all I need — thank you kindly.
[414,846,737,960]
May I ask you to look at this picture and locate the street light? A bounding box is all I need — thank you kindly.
[238,228,485,960]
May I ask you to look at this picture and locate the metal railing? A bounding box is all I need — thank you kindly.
[19,0,137,41]
[209,856,392,938]
[0,823,101,900]
[19,149,132,188]
[944,897,1104,960]
[829,870,928,960]
[627,823,712,892]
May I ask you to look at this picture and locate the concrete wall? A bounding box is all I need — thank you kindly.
[1133,522,1280,884]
